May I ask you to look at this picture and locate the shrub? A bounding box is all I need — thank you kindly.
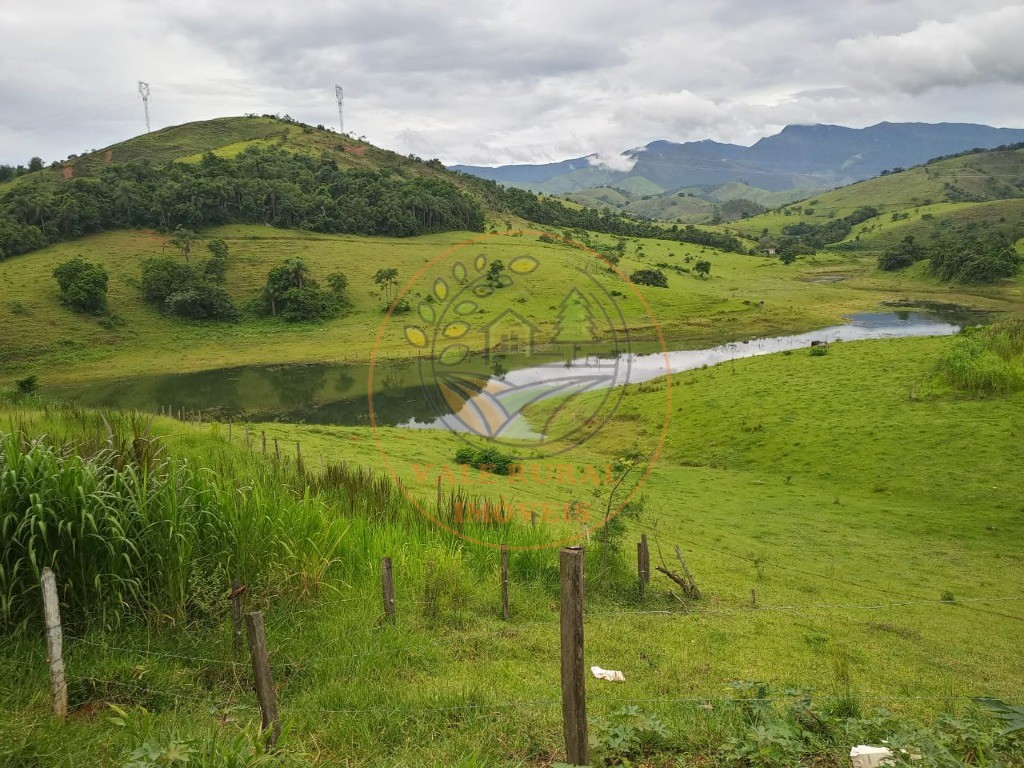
[141,256,237,320]
[630,268,668,288]
[165,284,238,321]
[453,445,517,475]
[809,345,829,356]
[15,375,39,394]
[878,235,926,271]
[52,258,109,314]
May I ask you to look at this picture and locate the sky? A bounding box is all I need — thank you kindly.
[2,0,1024,168]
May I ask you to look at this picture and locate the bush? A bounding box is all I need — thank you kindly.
[630,268,668,288]
[878,235,926,271]
[453,445,517,475]
[141,256,237,320]
[52,258,109,314]
[165,283,238,320]
[15,375,38,394]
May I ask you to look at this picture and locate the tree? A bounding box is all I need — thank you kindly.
[779,251,797,265]
[878,235,925,271]
[52,258,108,314]
[206,238,229,260]
[485,260,507,287]
[694,260,711,278]
[168,226,201,263]
[630,268,668,288]
[27,157,44,173]
[374,267,399,305]
[261,259,344,322]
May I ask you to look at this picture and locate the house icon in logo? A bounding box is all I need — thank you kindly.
[481,308,540,357]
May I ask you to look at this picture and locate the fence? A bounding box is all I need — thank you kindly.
[14,541,1024,765]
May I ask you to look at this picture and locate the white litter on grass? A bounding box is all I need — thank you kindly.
[590,666,625,682]
[850,745,894,768]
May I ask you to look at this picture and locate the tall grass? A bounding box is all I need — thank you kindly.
[938,318,1024,394]
[0,406,568,630]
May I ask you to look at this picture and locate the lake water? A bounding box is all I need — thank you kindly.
[50,310,973,429]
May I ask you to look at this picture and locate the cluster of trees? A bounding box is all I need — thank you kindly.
[259,259,350,322]
[0,146,485,260]
[489,186,745,253]
[141,254,237,321]
[878,234,1022,284]
[777,206,880,255]
[0,157,45,184]
[52,258,108,314]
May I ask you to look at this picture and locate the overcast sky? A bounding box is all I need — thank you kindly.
[2,0,1024,167]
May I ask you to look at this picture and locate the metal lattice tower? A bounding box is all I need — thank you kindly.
[138,81,151,133]
[335,85,344,134]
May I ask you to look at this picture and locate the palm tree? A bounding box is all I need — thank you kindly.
[169,226,201,263]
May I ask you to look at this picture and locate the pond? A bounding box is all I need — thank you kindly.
[49,310,976,430]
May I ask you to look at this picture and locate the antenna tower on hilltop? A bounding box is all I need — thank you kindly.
[335,84,344,134]
[138,81,151,133]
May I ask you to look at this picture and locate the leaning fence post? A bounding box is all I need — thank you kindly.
[381,557,396,622]
[229,582,246,654]
[245,611,281,748]
[560,547,588,766]
[501,545,510,620]
[40,567,67,718]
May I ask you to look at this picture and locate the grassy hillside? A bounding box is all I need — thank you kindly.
[3,333,1023,766]
[1,116,460,190]
[734,146,1024,240]
[3,223,1022,386]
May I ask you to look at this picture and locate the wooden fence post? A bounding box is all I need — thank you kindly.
[501,545,510,620]
[296,442,304,475]
[261,431,267,456]
[751,589,757,609]
[245,424,251,450]
[228,421,233,442]
[40,567,67,718]
[274,438,280,463]
[560,547,588,766]
[637,540,646,600]
[229,582,246,654]
[245,611,281,748]
[381,557,396,622]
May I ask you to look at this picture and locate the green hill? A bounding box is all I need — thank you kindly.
[734,145,1024,240]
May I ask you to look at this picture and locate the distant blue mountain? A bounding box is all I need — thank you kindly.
[451,122,1024,194]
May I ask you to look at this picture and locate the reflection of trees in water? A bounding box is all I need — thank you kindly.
[490,354,509,380]
[147,368,244,413]
[336,369,355,392]
[266,365,328,406]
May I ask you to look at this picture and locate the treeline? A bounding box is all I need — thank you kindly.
[0,156,46,183]
[776,206,879,255]
[878,234,1021,283]
[0,147,485,259]
[487,185,746,253]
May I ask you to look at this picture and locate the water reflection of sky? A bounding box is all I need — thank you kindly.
[399,312,962,436]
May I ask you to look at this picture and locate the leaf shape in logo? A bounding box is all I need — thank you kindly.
[474,254,487,273]
[418,303,435,324]
[452,262,468,284]
[472,285,493,298]
[433,278,448,301]
[455,300,477,316]
[510,255,539,275]
[404,326,428,348]
[443,321,470,339]
[439,344,469,366]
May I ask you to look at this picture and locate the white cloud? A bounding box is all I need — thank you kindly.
[1,0,1024,166]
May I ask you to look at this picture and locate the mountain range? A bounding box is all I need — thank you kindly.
[451,122,1024,199]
